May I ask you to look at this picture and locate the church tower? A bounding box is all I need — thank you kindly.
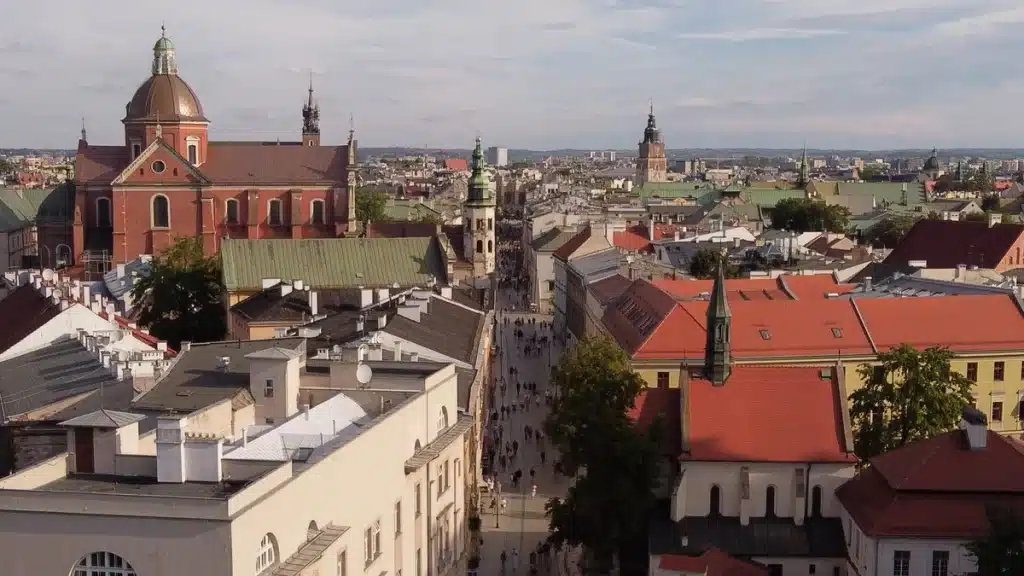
[704,254,732,385]
[463,137,496,277]
[635,103,668,185]
[796,146,809,188]
[302,75,320,147]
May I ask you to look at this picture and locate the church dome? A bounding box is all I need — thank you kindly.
[125,74,206,122]
[923,148,940,171]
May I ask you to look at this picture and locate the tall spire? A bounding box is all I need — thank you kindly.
[80,117,87,143]
[302,73,320,137]
[307,71,315,110]
[152,25,177,75]
[643,100,661,144]
[797,144,809,188]
[466,137,492,205]
[704,251,732,385]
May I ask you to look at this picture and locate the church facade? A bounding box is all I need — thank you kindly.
[73,28,357,266]
[635,105,668,185]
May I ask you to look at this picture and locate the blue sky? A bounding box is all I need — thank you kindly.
[2,0,1023,150]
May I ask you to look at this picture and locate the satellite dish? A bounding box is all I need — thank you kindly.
[41,269,55,282]
[356,363,373,385]
[52,289,63,300]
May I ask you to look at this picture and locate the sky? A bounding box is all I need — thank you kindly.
[2,0,1024,150]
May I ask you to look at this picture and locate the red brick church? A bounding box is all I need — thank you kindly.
[73,27,357,266]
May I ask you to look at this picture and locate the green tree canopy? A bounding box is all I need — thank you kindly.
[770,198,850,233]
[0,156,14,175]
[355,188,389,226]
[129,236,226,349]
[981,194,1001,212]
[863,214,918,248]
[689,248,740,279]
[967,506,1024,576]
[544,335,664,573]
[851,344,973,460]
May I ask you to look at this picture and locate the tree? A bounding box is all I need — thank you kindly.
[355,188,389,226]
[863,214,918,248]
[981,194,1001,212]
[129,235,226,349]
[544,336,664,574]
[858,164,883,180]
[0,156,13,175]
[770,198,850,233]
[967,506,1024,575]
[851,344,973,460]
[689,248,740,279]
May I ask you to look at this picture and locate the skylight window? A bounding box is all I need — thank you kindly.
[759,329,771,340]
[831,327,843,338]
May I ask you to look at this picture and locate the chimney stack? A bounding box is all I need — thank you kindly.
[863,276,873,292]
[988,212,1002,228]
[280,283,293,297]
[959,407,988,450]
[393,340,403,361]
[309,291,319,316]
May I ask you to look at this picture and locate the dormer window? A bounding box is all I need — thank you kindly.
[187,137,199,165]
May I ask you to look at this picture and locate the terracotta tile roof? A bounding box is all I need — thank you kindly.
[443,158,468,172]
[882,219,1024,268]
[653,275,854,302]
[612,226,652,252]
[0,285,62,356]
[201,143,349,186]
[658,548,769,576]
[553,226,592,261]
[652,223,678,241]
[685,366,856,463]
[75,146,129,185]
[602,279,679,355]
[855,294,1024,352]
[837,430,1024,538]
[629,387,681,456]
[638,298,873,360]
[589,274,632,305]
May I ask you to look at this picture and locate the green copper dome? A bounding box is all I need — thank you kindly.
[154,26,174,51]
[466,137,493,206]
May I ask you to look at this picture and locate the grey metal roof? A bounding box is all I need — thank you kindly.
[59,409,145,429]
[102,257,152,299]
[0,337,119,420]
[848,274,1020,299]
[270,524,349,576]
[405,415,474,472]
[530,227,578,252]
[131,338,306,412]
[568,248,621,281]
[245,347,303,360]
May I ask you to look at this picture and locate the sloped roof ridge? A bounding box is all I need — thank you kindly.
[874,435,948,491]
[848,298,878,354]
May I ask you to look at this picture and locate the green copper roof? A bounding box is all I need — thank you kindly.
[154,26,174,51]
[466,137,493,206]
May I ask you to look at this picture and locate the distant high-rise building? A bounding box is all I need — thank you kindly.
[635,104,667,185]
[486,146,508,167]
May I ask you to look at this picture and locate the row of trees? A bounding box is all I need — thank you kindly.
[544,336,1019,573]
[769,197,851,233]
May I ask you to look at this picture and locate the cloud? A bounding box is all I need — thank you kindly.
[0,0,1020,149]
[676,28,844,41]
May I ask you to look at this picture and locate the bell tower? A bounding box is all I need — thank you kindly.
[635,102,668,185]
[704,253,732,385]
[463,137,496,277]
[302,74,320,147]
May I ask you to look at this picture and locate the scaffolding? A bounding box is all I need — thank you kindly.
[82,249,113,282]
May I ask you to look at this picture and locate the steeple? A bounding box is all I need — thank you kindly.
[301,72,320,146]
[80,117,87,143]
[704,252,732,385]
[466,137,493,206]
[152,25,178,75]
[643,100,661,144]
[797,145,809,188]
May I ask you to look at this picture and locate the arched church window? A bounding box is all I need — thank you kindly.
[765,485,777,518]
[709,484,721,517]
[476,240,483,254]
[225,199,240,225]
[152,195,170,228]
[96,197,112,228]
[268,199,283,226]
[72,551,137,576]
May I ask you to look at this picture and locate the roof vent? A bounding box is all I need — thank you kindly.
[217,356,231,371]
[959,407,988,450]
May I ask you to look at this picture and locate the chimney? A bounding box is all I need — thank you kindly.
[410,351,419,362]
[673,229,680,241]
[393,340,403,361]
[293,279,304,291]
[181,341,192,352]
[356,315,365,334]
[359,286,373,308]
[45,286,54,299]
[280,283,293,297]
[377,313,387,330]
[156,416,187,483]
[309,291,319,316]
[217,356,231,371]
[988,212,1002,228]
[647,222,655,242]
[81,285,90,304]
[157,341,168,352]
[397,304,422,323]
[261,278,282,289]
[863,276,873,291]
[440,286,452,300]
[955,264,967,281]
[959,407,988,450]
[116,264,126,279]
[304,404,311,420]
[733,237,741,249]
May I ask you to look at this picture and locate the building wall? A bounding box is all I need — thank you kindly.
[531,251,556,314]
[996,234,1024,272]
[840,506,976,576]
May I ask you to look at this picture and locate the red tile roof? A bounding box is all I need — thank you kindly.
[652,223,679,241]
[589,274,632,305]
[685,366,856,463]
[612,226,652,253]
[653,275,854,302]
[837,430,1024,538]
[637,298,874,360]
[882,219,1024,268]
[855,294,1024,353]
[658,548,769,575]
[553,226,592,261]
[97,310,175,355]
[75,145,129,185]
[0,285,62,355]
[602,279,679,355]
[629,387,681,456]
[443,158,468,172]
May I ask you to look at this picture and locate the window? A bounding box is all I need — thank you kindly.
[967,362,978,382]
[811,486,823,517]
[416,548,422,576]
[437,463,445,496]
[476,239,483,253]
[994,361,1005,381]
[152,194,170,228]
[1021,360,1024,380]
[307,520,319,541]
[226,199,240,224]
[488,218,493,230]
[395,501,402,535]
[765,486,776,518]
[456,458,461,478]
[311,199,325,225]
[444,460,450,492]
[268,199,283,226]
[759,329,771,340]
[993,401,1004,422]
[488,239,493,253]
[931,550,949,576]
[810,565,816,574]
[438,407,450,433]
[131,142,142,159]
[364,520,382,566]
[264,379,274,398]
[657,372,670,389]
[96,197,112,228]
[257,533,278,574]
[831,327,843,338]
[152,160,166,174]
[415,482,422,516]
[709,485,721,517]
[893,550,910,576]
[336,550,347,576]
[872,365,885,383]
[73,552,137,576]
[188,142,198,164]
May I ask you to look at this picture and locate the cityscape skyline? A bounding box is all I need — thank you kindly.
[2,0,1023,150]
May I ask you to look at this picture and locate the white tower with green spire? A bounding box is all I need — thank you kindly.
[463,137,496,277]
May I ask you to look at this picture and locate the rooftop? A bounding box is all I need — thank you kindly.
[882,219,1024,270]
[0,285,62,357]
[38,473,253,499]
[653,274,856,302]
